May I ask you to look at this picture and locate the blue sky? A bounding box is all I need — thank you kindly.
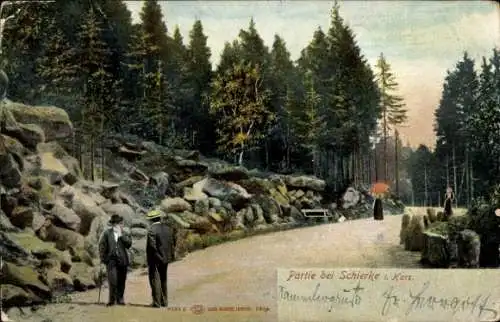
[124,1,499,148]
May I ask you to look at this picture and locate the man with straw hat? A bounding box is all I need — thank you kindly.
[98,214,132,306]
[146,210,176,308]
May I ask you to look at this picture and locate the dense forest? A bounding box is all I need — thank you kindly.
[407,50,500,208]
[0,0,498,207]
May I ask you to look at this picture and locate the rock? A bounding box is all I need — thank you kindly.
[130,227,147,238]
[9,206,34,229]
[85,214,110,258]
[51,201,81,231]
[31,211,46,232]
[2,134,27,158]
[130,218,149,229]
[17,123,45,149]
[40,268,74,294]
[209,211,224,223]
[70,262,97,291]
[198,178,251,208]
[7,102,73,140]
[426,208,437,223]
[24,176,55,204]
[0,232,35,266]
[0,209,17,232]
[400,213,411,244]
[254,195,281,224]
[1,284,42,308]
[167,213,190,229]
[101,203,136,226]
[208,197,221,208]
[422,227,450,267]
[289,206,304,222]
[269,188,289,207]
[208,164,249,181]
[172,158,208,182]
[250,204,266,225]
[342,187,361,209]
[283,175,326,192]
[161,197,192,213]
[70,188,108,235]
[183,186,208,202]
[129,236,147,268]
[238,177,273,194]
[1,262,51,299]
[194,199,210,215]
[242,207,255,225]
[0,135,22,189]
[38,220,85,253]
[174,175,205,191]
[37,142,82,180]
[404,215,426,251]
[130,167,149,183]
[150,171,170,196]
[457,229,480,268]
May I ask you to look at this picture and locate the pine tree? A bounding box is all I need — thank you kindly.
[267,34,296,170]
[185,20,214,152]
[375,52,407,182]
[35,17,79,110]
[76,6,115,180]
[209,62,273,165]
[296,71,326,175]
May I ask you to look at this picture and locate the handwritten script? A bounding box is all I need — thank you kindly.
[277,268,500,322]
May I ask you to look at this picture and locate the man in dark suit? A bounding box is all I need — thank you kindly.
[99,214,132,306]
[146,214,176,308]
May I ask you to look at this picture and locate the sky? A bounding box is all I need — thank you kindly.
[124,1,499,149]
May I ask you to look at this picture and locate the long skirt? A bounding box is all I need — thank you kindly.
[373,198,384,221]
[444,199,452,219]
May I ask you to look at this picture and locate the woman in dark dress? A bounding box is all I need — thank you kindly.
[373,193,384,221]
[443,186,454,221]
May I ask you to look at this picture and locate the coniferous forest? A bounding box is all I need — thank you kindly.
[1,0,499,207]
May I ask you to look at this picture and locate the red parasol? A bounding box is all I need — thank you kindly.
[371,182,390,195]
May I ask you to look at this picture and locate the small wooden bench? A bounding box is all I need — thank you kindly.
[302,209,331,223]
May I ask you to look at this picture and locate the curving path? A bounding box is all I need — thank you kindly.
[7,215,422,322]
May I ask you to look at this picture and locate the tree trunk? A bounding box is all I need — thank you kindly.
[383,111,388,182]
[90,135,95,181]
[452,144,458,207]
[424,166,428,207]
[395,129,400,196]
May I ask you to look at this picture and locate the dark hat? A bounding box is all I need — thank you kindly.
[109,214,124,225]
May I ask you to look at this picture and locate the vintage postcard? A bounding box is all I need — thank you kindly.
[0,1,499,321]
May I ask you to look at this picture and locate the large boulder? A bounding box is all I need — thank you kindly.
[5,232,72,273]
[1,262,52,300]
[101,203,136,226]
[0,135,22,188]
[9,206,34,229]
[421,226,450,267]
[0,209,17,232]
[37,219,86,254]
[0,232,36,266]
[37,142,82,181]
[6,102,73,140]
[161,197,192,213]
[457,229,480,268]
[85,214,110,258]
[1,284,42,308]
[61,186,107,235]
[282,175,326,192]
[51,201,81,231]
[208,164,250,181]
[342,187,361,209]
[197,178,251,208]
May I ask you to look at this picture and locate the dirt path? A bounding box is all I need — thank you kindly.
[7,215,421,322]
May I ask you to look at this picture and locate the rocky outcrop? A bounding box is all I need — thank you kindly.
[403,209,482,268]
